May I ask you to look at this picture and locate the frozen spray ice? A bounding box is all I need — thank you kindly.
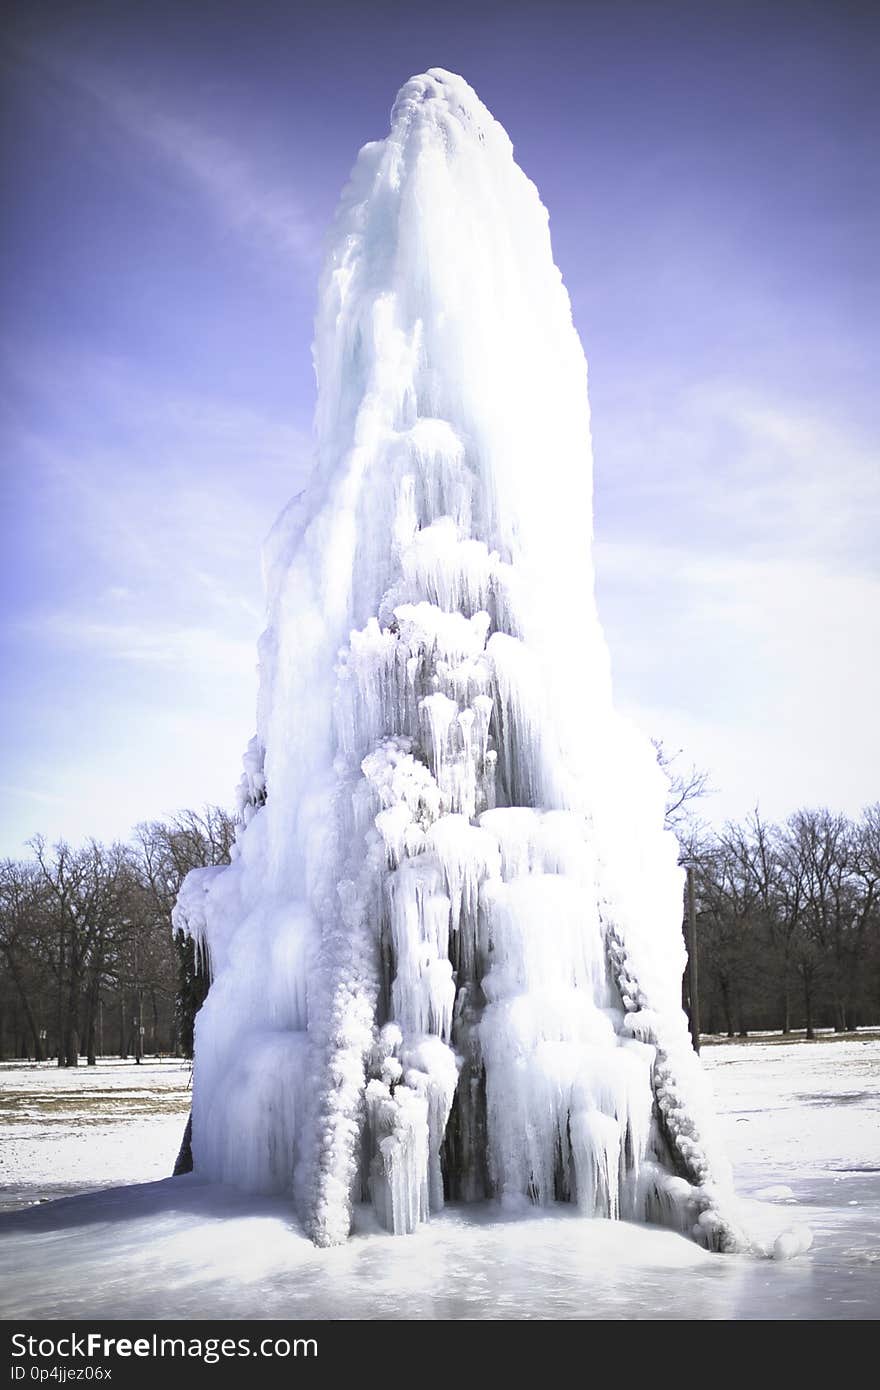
[175,69,744,1252]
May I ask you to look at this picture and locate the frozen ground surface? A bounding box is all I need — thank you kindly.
[0,1058,191,1213]
[0,1038,877,1320]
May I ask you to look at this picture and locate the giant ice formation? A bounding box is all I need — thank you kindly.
[175,69,744,1251]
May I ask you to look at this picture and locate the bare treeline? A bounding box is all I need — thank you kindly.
[0,808,233,1063]
[689,806,880,1037]
[1,785,877,1062]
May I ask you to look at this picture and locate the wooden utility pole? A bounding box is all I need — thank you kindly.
[686,865,701,1053]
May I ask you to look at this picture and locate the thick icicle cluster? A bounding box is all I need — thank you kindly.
[174,69,745,1252]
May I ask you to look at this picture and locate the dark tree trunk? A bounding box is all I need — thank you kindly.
[173,1112,194,1175]
[735,982,748,1038]
[63,960,82,1066]
[719,977,734,1038]
[56,937,64,1064]
[804,974,815,1040]
[2,953,45,1060]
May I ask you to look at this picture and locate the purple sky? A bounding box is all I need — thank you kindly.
[2,0,878,854]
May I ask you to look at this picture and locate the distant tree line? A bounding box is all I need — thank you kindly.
[1,773,877,1062]
[0,808,233,1064]
[686,806,880,1037]
[654,743,880,1035]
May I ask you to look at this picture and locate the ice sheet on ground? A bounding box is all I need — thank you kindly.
[1,1040,876,1319]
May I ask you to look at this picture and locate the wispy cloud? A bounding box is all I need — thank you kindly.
[27,613,257,676]
[596,539,880,820]
[10,40,320,269]
[683,387,877,565]
[593,380,880,820]
[596,381,878,573]
[96,89,319,267]
[2,339,313,598]
[1,342,311,829]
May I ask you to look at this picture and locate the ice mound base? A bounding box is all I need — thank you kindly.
[176,70,768,1255]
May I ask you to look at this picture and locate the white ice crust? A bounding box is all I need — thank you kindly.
[174,70,746,1252]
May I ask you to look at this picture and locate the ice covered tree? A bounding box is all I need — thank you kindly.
[175,70,745,1252]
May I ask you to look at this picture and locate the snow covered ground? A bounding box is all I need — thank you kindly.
[0,1058,191,1213]
[0,1038,877,1320]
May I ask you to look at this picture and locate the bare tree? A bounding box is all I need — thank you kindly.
[652,739,712,851]
[133,807,235,1056]
[788,809,866,1032]
[29,838,138,1065]
[2,795,876,1060]
[0,859,51,1059]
